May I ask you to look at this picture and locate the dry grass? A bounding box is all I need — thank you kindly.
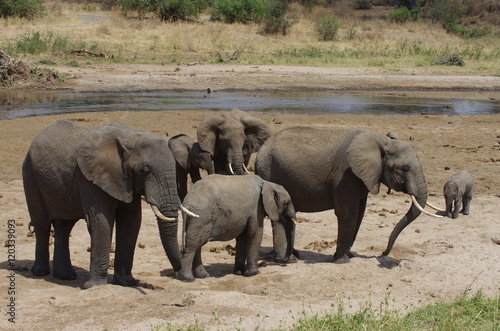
[0,1,498,74]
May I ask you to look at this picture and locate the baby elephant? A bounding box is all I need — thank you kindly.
[443,170,474,219]
[178,174,296,282]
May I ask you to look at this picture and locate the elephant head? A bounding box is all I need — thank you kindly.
[346,131,441,256]
[262,181,297,263]
[197,108,272,175]
[77,125,184,271]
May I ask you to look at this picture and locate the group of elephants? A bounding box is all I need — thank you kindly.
[22,108,473,288]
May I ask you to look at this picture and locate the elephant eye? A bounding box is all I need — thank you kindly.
[402,165,410,173]
[139,166,151,176]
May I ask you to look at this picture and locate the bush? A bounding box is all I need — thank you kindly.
[211,0,267,23]
[157,0,207,21]
[315,16,340,41]
[261,0,293,35]
[117,0,155,17]
[389,6,419,23]
[0,0,44,19]
[426,0,463,24]
[355,0,372,10]
[15,32,69,55]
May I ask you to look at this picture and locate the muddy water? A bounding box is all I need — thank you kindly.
[0,90,498,120]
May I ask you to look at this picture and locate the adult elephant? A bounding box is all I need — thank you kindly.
[168,133,215,201]
[255,126,441,263]
[23,120,196,288]
[197,108,272,175]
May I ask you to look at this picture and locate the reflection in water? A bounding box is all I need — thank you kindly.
[0,90,498,120]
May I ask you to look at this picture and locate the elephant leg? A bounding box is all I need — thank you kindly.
[348,196,368,258]
[177,167,188,201]
[179,225,207,282]
[244,227,262,277]
[234,231,248,275]
[83,207,114,289]
[112,197,141,287]
[462,191,473,215]
[192,247,209,279]
[179,250,196,282]
[52,219,78,280]
[332,180,367,263]
[31,220,51,277]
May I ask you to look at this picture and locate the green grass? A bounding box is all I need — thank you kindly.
[148,291,499,330]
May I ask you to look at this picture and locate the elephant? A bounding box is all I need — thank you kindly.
[168,133,215,201]
[197,108,272,175]
[255,126,442,263]
[23,119,196,288]
[178,174,297,282]
[443,170,474,219]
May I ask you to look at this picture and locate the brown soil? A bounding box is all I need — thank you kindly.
[0,64,499,330]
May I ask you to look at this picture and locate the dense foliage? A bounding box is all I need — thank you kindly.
[0,0,44,19]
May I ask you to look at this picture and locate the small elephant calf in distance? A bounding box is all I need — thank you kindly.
[443,170,474,219]
[178,174,297,282]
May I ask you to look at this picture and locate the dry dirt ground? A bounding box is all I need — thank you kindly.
[0,65,499,330]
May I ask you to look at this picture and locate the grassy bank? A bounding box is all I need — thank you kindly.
[0,1,499,75]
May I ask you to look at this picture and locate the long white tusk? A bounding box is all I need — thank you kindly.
[228,162,235,175]
[291,217,297,224]
[243,164,251,175]
[426,201,446,212]
[411,195,443,218]
[151,205,176,221]
[180,204,199,218]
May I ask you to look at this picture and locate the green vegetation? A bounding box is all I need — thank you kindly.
[261,0,293,35]
[315,16,340,41]
[0,0,44,19]
[157,0,208,21]
[286,291,499,331]
[389,7,419,23]
[211,0,267,23]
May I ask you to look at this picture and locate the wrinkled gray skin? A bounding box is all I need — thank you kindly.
[443,170,474,219]
[197,108,272,175]
[23,120,182,289]
[255,126,429,263]
[178,174,296,282]
[168,134,215,201]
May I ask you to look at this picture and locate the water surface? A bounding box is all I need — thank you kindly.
[0,90,498,120]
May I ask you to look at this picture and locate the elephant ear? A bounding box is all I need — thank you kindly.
[77,126,133,203]
[261,181,282,221]
[197,114,225,156]
[168,134,193,170]
[240,114,272,154]
[346,131,385,195]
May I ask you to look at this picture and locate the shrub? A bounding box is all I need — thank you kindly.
[355,0,372,10]
[117,0,155,17]
[315,16,340,41]
[426,0,463,24]
[157,0,208,21]
[15,32,69,55]
[211,0,267,23]
[0,0,44,19]
[389,6,419,23]
[261,0,293,35]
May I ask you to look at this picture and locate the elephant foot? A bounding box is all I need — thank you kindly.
[111,274,138,287]
[332,253,350,264]
[193,266,209,279]
[53,267,77,281]
[178,271,196,282]
[31,262,50,277]
[243,268,259,277]
[83,277,109,289]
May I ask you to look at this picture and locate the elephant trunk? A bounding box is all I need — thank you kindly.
[227,151,245,175]
[152,177,182,272]
[272,219,297,264]
[383,179,428,256]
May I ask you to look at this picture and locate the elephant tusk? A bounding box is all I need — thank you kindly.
[180,204,199,218]
[290,217,297,224]
[410,195,443,218]
[426,201,446,212]
[228,162,235,175]
[243,164,251,175]
[151,205,176,222]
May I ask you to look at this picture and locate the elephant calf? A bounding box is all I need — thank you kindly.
[444,170,474,219]
[178,174,297,282]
